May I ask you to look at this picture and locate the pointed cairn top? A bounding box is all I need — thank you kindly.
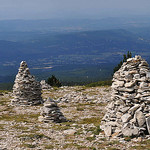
[18,61,30,75]
[20,61,28,68]
[44,97,57,107]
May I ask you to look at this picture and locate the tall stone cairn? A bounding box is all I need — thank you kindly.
[100,55,150,137]
[38,97,67,123]
[11,61,43,105]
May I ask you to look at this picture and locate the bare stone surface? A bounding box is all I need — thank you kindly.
[11,61,43,105]
[135,111,146,127]
[104,125,112,137]
[63,129,76,135]
[1,86,150,149]
[121,113,132,123]
[146,117,150,134]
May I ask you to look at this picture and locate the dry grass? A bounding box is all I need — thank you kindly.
[0,87,149,150]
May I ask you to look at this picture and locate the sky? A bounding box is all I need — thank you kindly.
[0,0,150,20]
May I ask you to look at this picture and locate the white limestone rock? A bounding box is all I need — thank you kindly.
[104,125,112,137]
[146,117,150,134]
[121,114,132,123]
[63,129,76,135]
[135,111,146,127]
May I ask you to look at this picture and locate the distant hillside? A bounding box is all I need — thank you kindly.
[1,17,150,32]
[0,28,150,83]
[0,29,150,62]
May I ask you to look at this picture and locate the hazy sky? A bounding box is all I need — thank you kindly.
[0,0,150,20]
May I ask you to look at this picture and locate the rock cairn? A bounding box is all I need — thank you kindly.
[38,97,67,123]
[11,61,43,105]
[40,80,52,90]
[101,56,150,137]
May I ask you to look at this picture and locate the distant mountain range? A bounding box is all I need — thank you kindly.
[0,29,150,62]
[0,16,150,32]
[1,17,150,84]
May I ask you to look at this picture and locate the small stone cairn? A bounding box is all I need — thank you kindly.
[101,55,150,137]
[11,61,43,105]
[40,80,52,90]
[38,97,67,123]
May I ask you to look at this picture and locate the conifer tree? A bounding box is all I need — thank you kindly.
[46,75,62,87]
[113,51,132,73]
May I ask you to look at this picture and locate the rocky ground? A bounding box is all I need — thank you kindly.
[0,86,150,150]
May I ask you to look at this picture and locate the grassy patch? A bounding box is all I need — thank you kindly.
[18,133,50,140]
[79,117,101,126]
[52,121,73,130]
[76,107,84,111]
[75,87,86,92]
[124,136,132,142]
[60,105,68,108]
[107,141,121,145]
[130,139,150,150]
[85,126,102,136]
[22,143,36,148]
[86,136,95,141]
[45,145,54,149]
[11,124,29,130]
[0,106,14,112]
[86,80,112,87]
[0,124,5,130]
[93,126,102,135]
[107,148,120,150]
[99,138,107,141]
[0,97,10,105]
[0,90,10,94]
[0,113,40,123]
[63,143,92,149]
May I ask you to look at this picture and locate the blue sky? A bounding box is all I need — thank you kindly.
[0,0,150,20]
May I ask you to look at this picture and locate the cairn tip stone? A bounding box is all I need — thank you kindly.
[40,80,52,90]
[11,61,43,106]
[101,55,150,137]
[38,97,67,123]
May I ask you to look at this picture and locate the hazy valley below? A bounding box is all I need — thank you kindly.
[1,17,150,86]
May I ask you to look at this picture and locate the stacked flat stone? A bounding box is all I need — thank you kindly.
[40,80,52,90]
[11,61,43,105]
[101,55,150,137]
[38,97,67,123]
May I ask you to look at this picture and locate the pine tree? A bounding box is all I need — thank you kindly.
[113,51,132,73]
[46,75,62,87]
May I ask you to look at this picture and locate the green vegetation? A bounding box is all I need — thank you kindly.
[0,83,13,90]
[44,145,54,149]
[79,117,101,126]
[0,124,5,131]
[86,80,112,87]
[130,139,150,149]
[86,136,95,141]
[18,133,50,140]
[76,107,84,111]
[0,113,39,123]
[124,136,132,142]
[22,144,36,148]
[46,75,62,87]
[113,51,132,73]
[93,126,102,135]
